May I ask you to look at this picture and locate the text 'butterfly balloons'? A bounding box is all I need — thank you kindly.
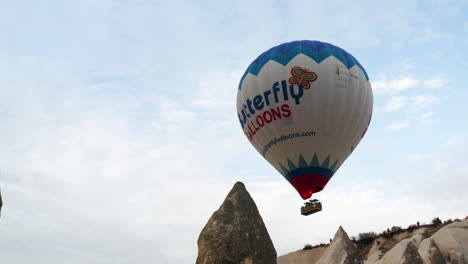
[237,40,373,200]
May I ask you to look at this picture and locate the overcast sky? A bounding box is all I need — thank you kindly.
[1,0,467,263]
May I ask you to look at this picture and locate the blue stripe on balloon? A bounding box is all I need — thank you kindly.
[238,40,369,90]
[285,166,335,182]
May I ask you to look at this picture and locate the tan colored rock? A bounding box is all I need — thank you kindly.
[364,238,386,264]
[418,238,446,264]
[429,220,468,263]
[365,229,428,264]
[402,242,424,264]
[447,249,464,264]
[315,226,362,264]
[277,246,328,264]
[196,182,276,264]
[375,234,424,264]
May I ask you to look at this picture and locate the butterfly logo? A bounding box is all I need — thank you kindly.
[288,66,318,89]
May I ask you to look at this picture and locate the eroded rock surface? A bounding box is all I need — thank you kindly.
[315,226,363,264]
[430,220,468,264]
[196,182,276,264]
[375,234,424,264]
[279,220,468,264]
[402,242,424,264]
[419,238,446,264]
[277,246,328,264]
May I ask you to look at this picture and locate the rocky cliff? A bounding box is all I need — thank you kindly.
[196,181,467,264]
[374,233,424,264]
[196,182,277,264]
[421,220,468,264]
[279,220,468,264]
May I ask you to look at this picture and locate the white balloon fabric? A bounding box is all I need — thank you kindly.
[237,40,373,200]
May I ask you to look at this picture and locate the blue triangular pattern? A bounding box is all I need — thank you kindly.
[329,160,339,172]
[310,153,320,167]
[277,153,341,181]
[238,40,369,90]
[279,163,289,176]
[298,154,308,168]
[321,155,330,169]
[287,158,297,171]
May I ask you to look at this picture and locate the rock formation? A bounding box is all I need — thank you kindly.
[401,242,424,264]
[364,238,386,264]
[447,249,465,264]
[277,246,327,264]
[429,220,468,264]
[418,238,446,264]
[278,220,468,264]
[196,183,467,264]
[373,234,425,264]
[196,181,277,264]
[315,226,363,264]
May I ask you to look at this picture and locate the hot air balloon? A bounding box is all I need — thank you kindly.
[237,40,373,215]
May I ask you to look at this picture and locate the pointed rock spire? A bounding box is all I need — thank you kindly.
[316,226,363,264]
[196,182,277,264]
[401,242,424,264]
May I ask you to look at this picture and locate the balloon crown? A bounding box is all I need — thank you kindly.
[239,40,369,90]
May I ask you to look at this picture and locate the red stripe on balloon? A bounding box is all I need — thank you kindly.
[289,174,330,200]
[362,127,368,137]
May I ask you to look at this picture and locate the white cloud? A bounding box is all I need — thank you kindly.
[423,78,446,89]
[385,121,410,131]
[391,78,420,90]
[381,95,439,113]
[0,96,246,263]
[422,27,444,41]
[0,57,248,263]
[420,112,433,125]
[441,137,465,148]
[384,96,407,112]
[372,77,420,95]
[158,97,197,122]
[410,94,440,111]
[408,153,428,162]
[192,69,242,111]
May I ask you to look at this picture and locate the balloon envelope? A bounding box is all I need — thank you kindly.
[237,40,373,200]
